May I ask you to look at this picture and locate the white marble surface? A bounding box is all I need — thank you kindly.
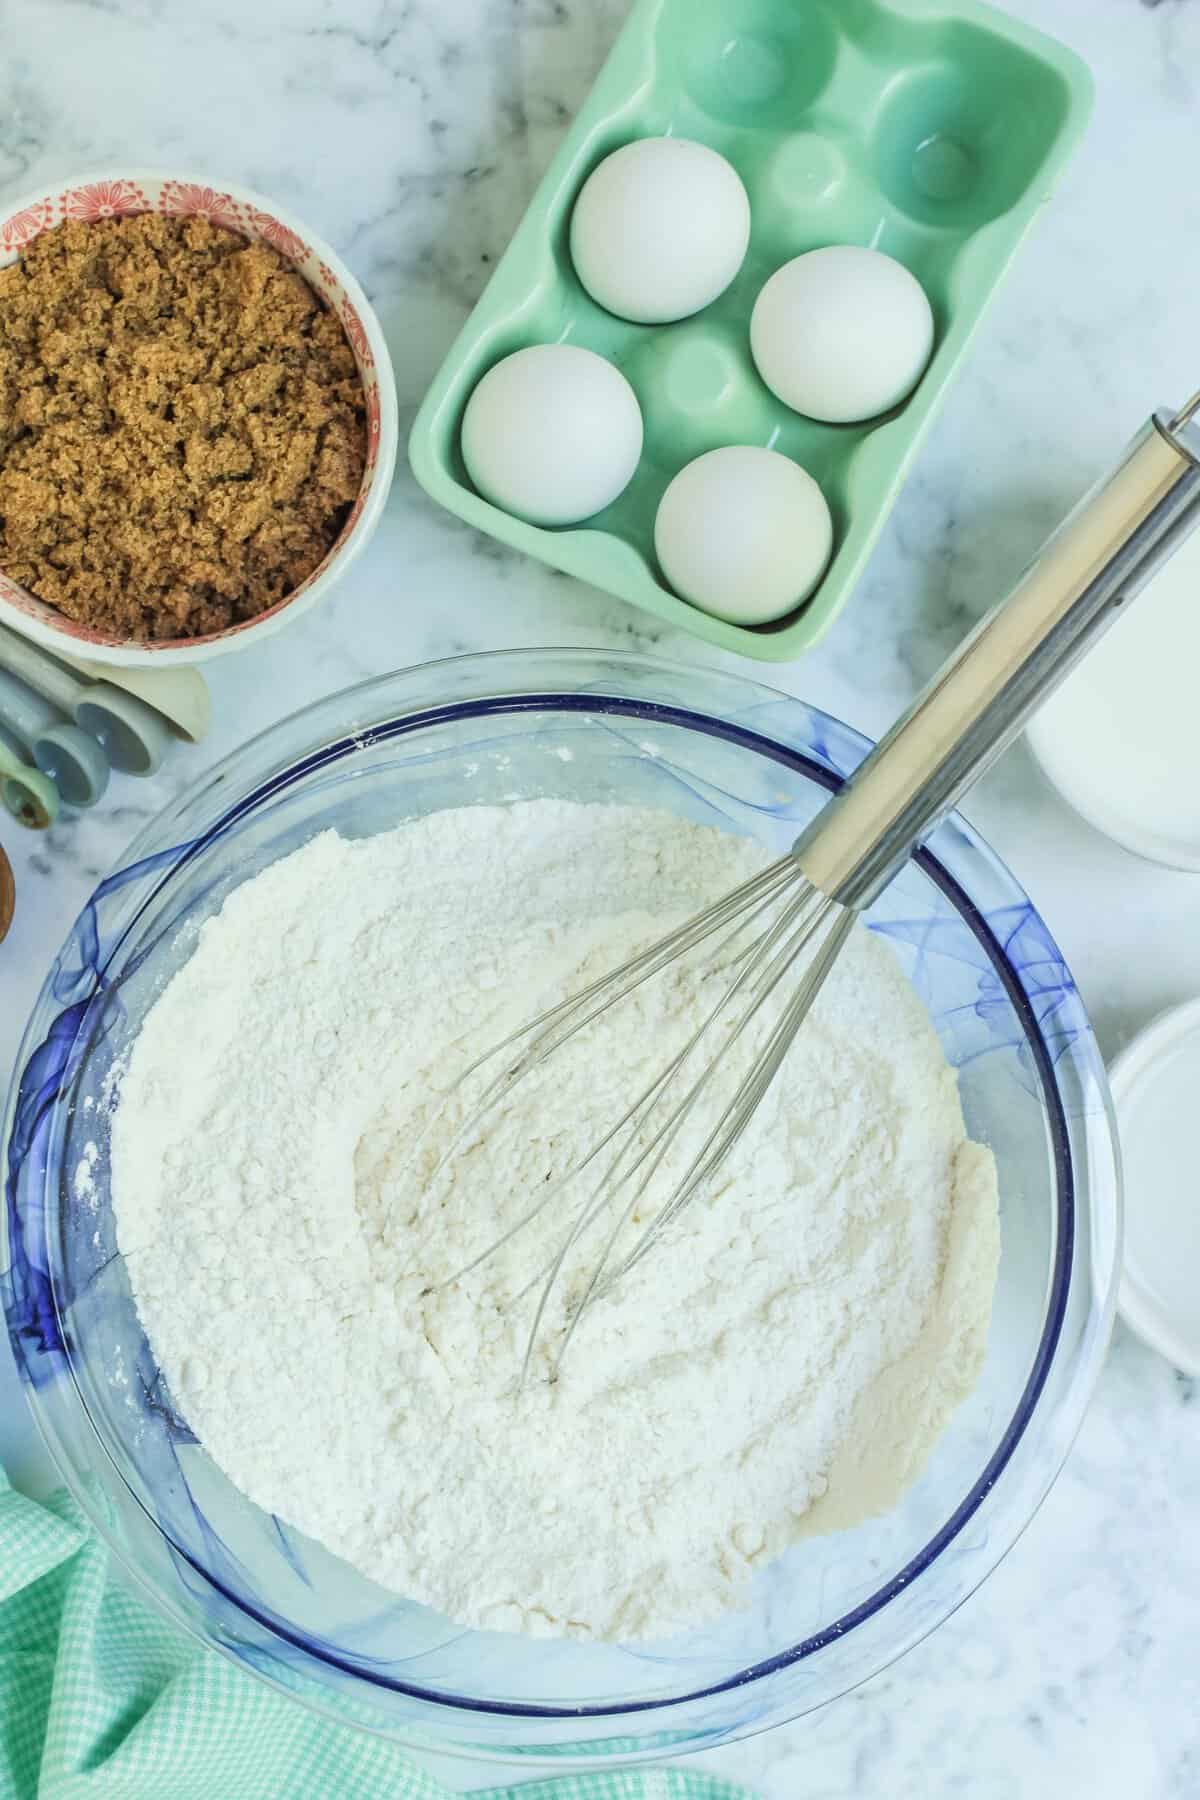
[1,0,1198,1792]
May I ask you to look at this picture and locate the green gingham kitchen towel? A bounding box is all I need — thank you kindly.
[0,1470,757,1799]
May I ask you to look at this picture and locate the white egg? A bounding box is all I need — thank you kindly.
[750,245,934,424]
[570,138,751,325]
[461,344,643,527]
[654,446,833,625]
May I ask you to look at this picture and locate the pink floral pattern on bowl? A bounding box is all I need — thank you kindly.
[0,200,54,254]
[0,173,393,658]
[340,297,375,371]
[365,388,382,469]
[246,209,309,265]
[157,181,243,234]
[63,180,148,222]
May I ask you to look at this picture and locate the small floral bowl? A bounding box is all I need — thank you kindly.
[0,171,398,667]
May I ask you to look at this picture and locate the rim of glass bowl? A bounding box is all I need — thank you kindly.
[3,647,1121,1731]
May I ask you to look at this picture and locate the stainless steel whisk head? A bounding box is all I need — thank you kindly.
[425,855,853,1378]
[422,397,1200,1378]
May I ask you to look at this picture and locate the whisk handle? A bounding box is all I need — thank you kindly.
[794,405,1200,909]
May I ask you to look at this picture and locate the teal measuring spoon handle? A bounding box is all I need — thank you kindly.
[0,622,80,712]
[0,667,63,737]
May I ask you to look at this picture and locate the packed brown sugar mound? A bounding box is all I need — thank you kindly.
[0,214,366,641]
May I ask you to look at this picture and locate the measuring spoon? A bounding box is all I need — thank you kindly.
[0,740,59,830]
[0,624,170,776]
[53,649,210,744]
[0,670,110,808]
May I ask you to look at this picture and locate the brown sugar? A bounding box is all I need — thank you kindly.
[0,214,367,641]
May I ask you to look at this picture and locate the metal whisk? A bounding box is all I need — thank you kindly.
[428,397,1200,1377]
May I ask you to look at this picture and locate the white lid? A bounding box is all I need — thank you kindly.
[1027,526,1200,870]
[1109,999,1200,1375]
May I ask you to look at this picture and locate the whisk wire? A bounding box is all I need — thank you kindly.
[422,855,799,1192]
[430,889,791,1298]
[540,887,848,1376]
[512,872,826,1373]
[598,901,854,1297]
[422,854,857,1379]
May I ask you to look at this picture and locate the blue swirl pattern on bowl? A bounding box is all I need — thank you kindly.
[1,651,1119,1767]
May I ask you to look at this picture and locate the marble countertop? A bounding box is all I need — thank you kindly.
[1,0,1198,1791]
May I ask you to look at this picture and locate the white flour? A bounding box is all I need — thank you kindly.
[111,802,999,1642]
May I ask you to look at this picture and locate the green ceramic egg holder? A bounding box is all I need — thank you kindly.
[409,0,1092,662]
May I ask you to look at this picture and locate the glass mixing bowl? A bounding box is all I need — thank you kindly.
[2,649,1120,1769]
